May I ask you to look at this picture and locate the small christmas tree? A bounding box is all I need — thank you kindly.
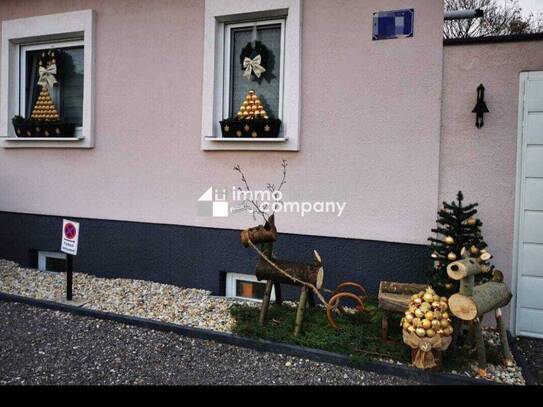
[427,191,493,297]
[236,89,269,120]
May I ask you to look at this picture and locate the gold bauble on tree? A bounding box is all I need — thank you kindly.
[467,217,477,226]
[443,236,455,245]
[470,245,480,255]
[447,252,457,261]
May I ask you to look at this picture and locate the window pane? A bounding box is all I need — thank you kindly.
[24,46,84,126]
[45,256,66,273]
[235,280,266,300]
[230,23,282,118]
[60,47,84,126]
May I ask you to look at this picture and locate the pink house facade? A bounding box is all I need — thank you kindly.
[0,0,542,338]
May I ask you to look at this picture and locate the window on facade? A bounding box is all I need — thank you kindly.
[226,272,275,302]
[1,9,94,148]
[21,41,84,131]
[38,251,66,273]
[201,0,301,151]
[225,20,284,121]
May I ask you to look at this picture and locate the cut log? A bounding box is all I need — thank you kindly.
[378,292,412,313]
[256,253,324,289]
[474,319,487,376]
[273,280,282,306]
[258,280,274,326]
[495,308,514,366]
[294,286,308,337]
[381,313,389,341]
[240,215,277,247]
[378,282,427,313]
[379,281,427,295]
[448,281,512,321]
[459,274,475,297]
[447,258,482,280]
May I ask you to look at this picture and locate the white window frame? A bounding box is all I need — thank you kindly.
[38,251,67,273]
[226,272,276,302]
[1,10,95,149]
[201,0,302,151]
[223,19,286,123]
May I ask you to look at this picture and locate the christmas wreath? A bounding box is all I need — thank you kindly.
[239,40,275,82]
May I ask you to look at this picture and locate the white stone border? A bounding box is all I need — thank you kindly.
[1,9,96,149]
[201,0,302,151]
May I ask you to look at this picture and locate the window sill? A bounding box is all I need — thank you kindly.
[4,137,84,142]
[1,136,90,148]
[202,135,298,151]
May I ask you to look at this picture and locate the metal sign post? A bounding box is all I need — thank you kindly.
[61,219,85,305]
[65,253,73,301]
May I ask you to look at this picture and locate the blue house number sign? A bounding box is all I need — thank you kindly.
[373,9,414,40]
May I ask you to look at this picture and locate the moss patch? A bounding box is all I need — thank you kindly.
[230,299,506,372]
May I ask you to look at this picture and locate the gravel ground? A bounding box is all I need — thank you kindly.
[514,336,543,385]
[0,301,418,385]
[0,259,527,385]
[0,259,247,332]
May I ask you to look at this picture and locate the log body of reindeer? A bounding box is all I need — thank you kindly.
[240,215,325,336]
[446,248,514,376]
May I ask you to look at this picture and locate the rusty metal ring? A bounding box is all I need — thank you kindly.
[326,292,366,330]
[332,281,368,300]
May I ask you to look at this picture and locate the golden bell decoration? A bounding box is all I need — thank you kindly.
[30,86,60,121]
[401,287,454,339]
[447,252,457,261]
[443,236,455,245]
[236,89,268,120]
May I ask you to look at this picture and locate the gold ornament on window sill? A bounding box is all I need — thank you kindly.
[30,52,60,121]
[236,89,269,120]
[219,89,281,138]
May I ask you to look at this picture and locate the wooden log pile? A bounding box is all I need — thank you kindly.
[378,281,428,341]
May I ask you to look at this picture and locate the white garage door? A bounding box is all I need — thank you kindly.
[515,72,543,338]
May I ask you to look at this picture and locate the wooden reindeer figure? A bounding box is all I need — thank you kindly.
[240,215,324,336]
[446,248,514,377]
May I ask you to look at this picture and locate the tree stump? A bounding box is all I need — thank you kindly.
[448,282,512,321]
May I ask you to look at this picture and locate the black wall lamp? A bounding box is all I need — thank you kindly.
[472,84,489,129]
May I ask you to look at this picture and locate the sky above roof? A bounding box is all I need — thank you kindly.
[518,0,543,17]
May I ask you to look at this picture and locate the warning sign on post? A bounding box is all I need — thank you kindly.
[61,219,80,256]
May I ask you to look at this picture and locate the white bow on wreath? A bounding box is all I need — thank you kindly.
[243,55,266,80]
[37,63,58,93]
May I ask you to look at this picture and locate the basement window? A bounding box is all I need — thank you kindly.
[38,251,66,273]
[226,272,275,302]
